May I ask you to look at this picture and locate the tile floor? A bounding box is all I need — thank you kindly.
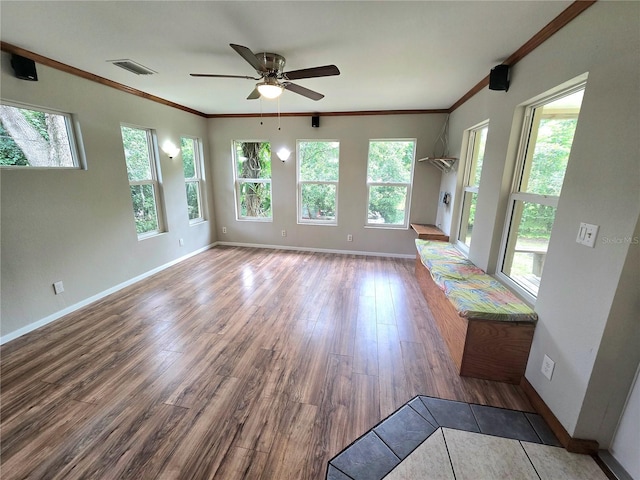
[327,396,609,480]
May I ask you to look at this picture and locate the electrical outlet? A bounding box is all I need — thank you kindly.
[281,229,287,237]
[222,227,227,234]
[53,281,64,295]
[347,234,353,242]
[541,354,555,380]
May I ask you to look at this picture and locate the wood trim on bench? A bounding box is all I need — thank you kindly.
[520,376,599,454]
[415,256,535,384]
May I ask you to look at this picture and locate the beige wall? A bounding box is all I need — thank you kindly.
[0,53,214,340]
[209,114,445,256]
[441,1,640,447]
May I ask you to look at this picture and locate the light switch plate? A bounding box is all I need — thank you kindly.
[576,222,599,248]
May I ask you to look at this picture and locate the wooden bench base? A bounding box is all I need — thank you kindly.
[415,256,535,384]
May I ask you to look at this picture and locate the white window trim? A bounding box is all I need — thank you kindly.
[496,80,586,301]
[365,138,417,229]
[122,124,166,239]
[297,140,340,226]
[181,136,207,225]
[456,121,489,253]
[232,140,273,222]
[0,99,86,170]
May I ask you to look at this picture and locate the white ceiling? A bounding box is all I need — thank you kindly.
[0,1,573,115]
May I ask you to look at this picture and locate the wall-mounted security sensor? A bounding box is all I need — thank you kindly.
[312,115,320,128]
[489,64,510,92]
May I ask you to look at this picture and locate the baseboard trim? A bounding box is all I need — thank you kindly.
[215,241,415,259]
[520,377,599,454]
[0,243,215,345]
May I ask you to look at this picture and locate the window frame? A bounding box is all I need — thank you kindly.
[0,100,86,170]
[496,82,586,302]
[180,135,206,225]
[456,122,489,253]
[232,140,273,222]
[296,139,340,226]
[365,138,417,229]
[120,124,165,239]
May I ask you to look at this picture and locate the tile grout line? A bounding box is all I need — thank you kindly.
[520,440,544,480]
[441,429,459,480]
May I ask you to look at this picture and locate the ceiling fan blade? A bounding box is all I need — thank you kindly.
[284,65,340,81]
[247,88,261,100]
[230,43,266,72]
[284,83,324,101]
[190,73,261,80]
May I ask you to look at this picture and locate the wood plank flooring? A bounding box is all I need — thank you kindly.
[0,247,534,480]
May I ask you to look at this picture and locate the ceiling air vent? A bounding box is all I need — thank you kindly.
[108,59,157,75]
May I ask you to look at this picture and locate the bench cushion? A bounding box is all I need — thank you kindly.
[416,240,538,323]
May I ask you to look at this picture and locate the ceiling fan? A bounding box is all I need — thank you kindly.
[190,44,340,101]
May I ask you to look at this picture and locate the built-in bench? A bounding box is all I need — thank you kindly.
[414,239,538,384]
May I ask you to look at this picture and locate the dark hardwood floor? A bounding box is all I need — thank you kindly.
[0,246,533,479]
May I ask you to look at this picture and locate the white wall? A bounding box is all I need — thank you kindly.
[441,1,640,448]
[209,114,445,257]
[609,365,640,480]
[0,53,214,340]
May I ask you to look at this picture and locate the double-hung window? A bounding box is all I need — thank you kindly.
[297,140,340,224]
[233,141,272,221]
[121,125,164,237]
[499,85,585,298]
[366,139,416,228]
[457,123,488,250]
[180,136,205,223]
[0,102,83,168]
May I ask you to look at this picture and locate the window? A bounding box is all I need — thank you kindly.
[0,102,83,168]
[499,86,585,298]
[297,140,340,224]
[366,139,416,228]
[121,125,164,237]
[458,123,488,250]
[181,136,205,223]
[233,141,272,221]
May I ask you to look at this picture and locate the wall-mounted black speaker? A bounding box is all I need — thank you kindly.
[311,115,320,128]
[489,64,509,92]
[11,54,38,81]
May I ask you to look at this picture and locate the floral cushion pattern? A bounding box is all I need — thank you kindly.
[416,240,538,323]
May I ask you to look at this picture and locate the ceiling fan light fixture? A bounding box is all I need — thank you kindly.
[257,79,283,99]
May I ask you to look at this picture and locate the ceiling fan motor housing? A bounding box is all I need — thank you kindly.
[256,53,286,76]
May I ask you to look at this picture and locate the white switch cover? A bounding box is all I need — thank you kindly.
[576,222,599,248]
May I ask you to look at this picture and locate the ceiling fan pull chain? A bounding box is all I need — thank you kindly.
[277,96,281,131]
[260,97,263,125]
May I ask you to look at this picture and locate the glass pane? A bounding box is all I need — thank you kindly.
[130,183,159,234]
[368,185,408,225]
[299,141,339,182]
[121,126,152,181]
[300,183,336,221]
[235,141,271,179]
[186,182,201,220]
[521,90,583,196]
[367,140,415,183]
[503,200,556,296]
[181,137,196,179]
[239,182,272,218]
[471,127,488,186]
[458,191,477,247]
[0,105,74,167]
